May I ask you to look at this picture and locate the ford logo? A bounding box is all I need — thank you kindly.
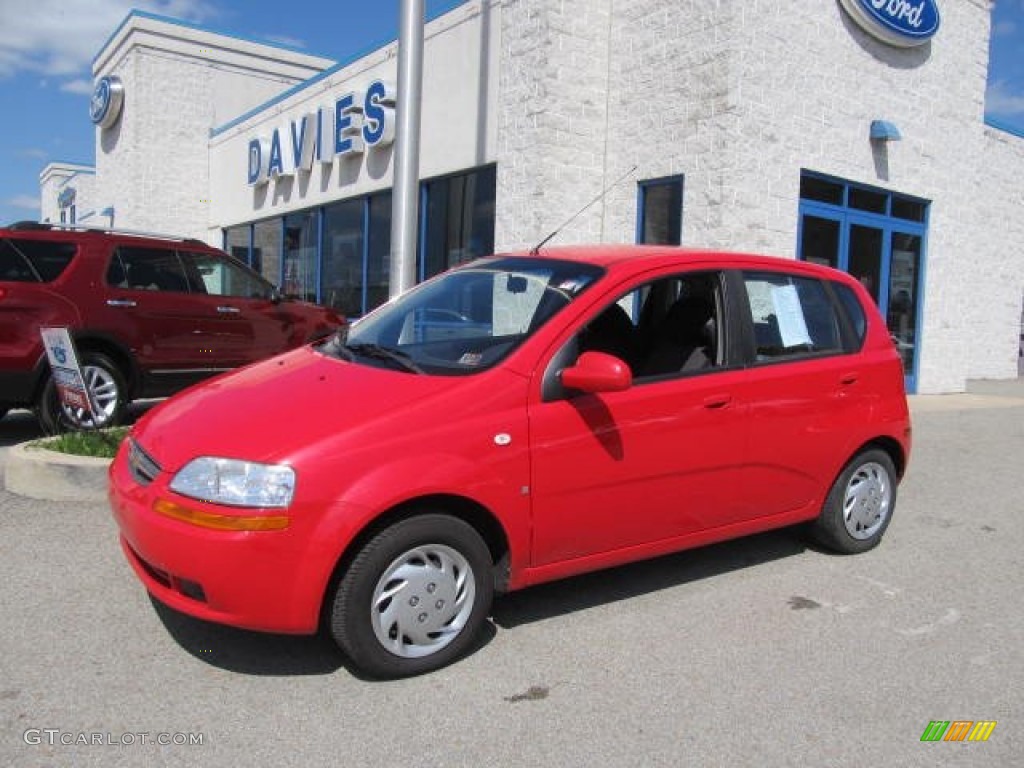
[839,0,941,48]
[90,75,125,129]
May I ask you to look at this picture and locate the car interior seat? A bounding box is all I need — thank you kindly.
[638,295,716,376]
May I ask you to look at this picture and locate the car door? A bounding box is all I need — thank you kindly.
[527,269,750,567]
[180,250,293,366]
[727,269,876,521]
[97,246,209,370]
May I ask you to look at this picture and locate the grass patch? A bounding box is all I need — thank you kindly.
[39,427,130,459]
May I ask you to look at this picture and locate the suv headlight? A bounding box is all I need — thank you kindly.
[170,457,296,508]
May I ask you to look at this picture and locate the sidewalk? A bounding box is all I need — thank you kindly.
[910,377,1024,412]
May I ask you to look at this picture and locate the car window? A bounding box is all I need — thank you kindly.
[1,238,76,282]
[182,252,273,299]
[742,271,843,361]
[336,257,603,375]
[833,281,867,348]
[112,247,190,292]
[578,272,723,379]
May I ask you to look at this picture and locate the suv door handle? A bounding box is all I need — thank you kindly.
[840,372,860,386]
[217,306,241,314]
[106,299,137,308]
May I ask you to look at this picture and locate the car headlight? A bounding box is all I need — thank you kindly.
[169,457,296,508]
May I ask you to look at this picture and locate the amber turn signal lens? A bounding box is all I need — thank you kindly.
[153,498,289,531]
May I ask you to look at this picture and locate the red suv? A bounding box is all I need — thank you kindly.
[0,222,342,432]
[109,246,911,678]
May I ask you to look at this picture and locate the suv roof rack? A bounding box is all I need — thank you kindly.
[5,220,209,246]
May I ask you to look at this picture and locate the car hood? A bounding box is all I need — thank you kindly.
[130,345,523,472]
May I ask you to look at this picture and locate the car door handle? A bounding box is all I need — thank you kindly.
[217,306,241,314]
[840,372,860,386]
[703,394,732,409]
[106,299,137,308]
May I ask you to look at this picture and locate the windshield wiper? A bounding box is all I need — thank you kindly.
[344,343,424,374]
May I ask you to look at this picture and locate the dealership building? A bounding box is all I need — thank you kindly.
[39,0,1024,394]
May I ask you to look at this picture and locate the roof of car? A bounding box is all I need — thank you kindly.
[499,244,847,279]
[1,221,219,250]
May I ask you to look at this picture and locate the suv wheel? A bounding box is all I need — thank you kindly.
[38,352,128,434]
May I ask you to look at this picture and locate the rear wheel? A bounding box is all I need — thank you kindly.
[811,448,897,554]
[328,514,493,679]
[37,352,128,434]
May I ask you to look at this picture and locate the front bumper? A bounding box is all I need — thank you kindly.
[108,446,327,635]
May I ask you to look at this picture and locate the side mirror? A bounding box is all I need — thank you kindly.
[560,351,632,393]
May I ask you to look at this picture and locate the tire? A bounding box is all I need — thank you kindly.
[328,514,494,679]
[811,448,898,554]
[37,352,128,434]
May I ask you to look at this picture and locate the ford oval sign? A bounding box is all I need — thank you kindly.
[839,0,941,48]
[90,76,125,129]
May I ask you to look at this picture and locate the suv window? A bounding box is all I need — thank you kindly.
[182,252,273,299]
[1,238,77,282]
[742,271,843,361]
[110,247,190,292]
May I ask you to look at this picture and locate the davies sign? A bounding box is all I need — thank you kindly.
[247,80,395,185]
[839,0,941,48]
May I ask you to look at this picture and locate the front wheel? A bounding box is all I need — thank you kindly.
[811,448,898,554]
[328,514,494,678]
[37,352,128,434]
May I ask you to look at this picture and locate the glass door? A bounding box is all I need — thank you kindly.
[886,232,922,375]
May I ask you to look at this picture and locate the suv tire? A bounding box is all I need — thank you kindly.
[38,352,128,434]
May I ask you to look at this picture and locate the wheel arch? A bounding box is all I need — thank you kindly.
[318,493,512,630]
[68,332,139,397]
[853,436,906,480]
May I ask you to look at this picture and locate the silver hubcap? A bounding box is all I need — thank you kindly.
[61,364,119,427]
[842,461,891,539]
[371,544,475,659]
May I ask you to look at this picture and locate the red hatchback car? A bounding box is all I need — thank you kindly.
[109,246,911,678]
[0,222,342,432]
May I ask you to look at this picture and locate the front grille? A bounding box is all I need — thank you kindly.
[127,438,161,486]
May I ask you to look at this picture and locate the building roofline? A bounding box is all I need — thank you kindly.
[984,115,1024,140]
[93,9,336,70]
[209,0,474,138]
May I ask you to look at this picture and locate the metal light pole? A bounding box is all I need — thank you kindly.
[389,0,424,299]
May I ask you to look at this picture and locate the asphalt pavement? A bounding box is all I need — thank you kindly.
[1,381,1022,767]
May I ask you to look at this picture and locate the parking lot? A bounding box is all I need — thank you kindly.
[1,383,1022,767]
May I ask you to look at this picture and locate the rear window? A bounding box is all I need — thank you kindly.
[0,238,77,282]
[833,282,867,347]
[742,271,843,360]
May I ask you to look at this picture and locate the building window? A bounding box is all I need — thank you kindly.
[366,192,392,314]
[422,164,497,278]
[637,176,684,245]
[283,210,319,302]
[224,225,252,267]
[322,199,365,317]
[797,171,928,391]
[252,217,282,286]
[221,166,498,316]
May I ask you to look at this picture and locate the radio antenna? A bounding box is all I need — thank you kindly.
[529,165,638,255]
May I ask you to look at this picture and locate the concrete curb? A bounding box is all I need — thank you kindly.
[4,440,111,502]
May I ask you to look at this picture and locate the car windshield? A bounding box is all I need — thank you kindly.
[318,256,603,375]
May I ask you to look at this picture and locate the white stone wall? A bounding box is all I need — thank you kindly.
[494,0,1024,392]
[38,164,97,225]
[971,126,1024,379]
[92,14,332,242]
